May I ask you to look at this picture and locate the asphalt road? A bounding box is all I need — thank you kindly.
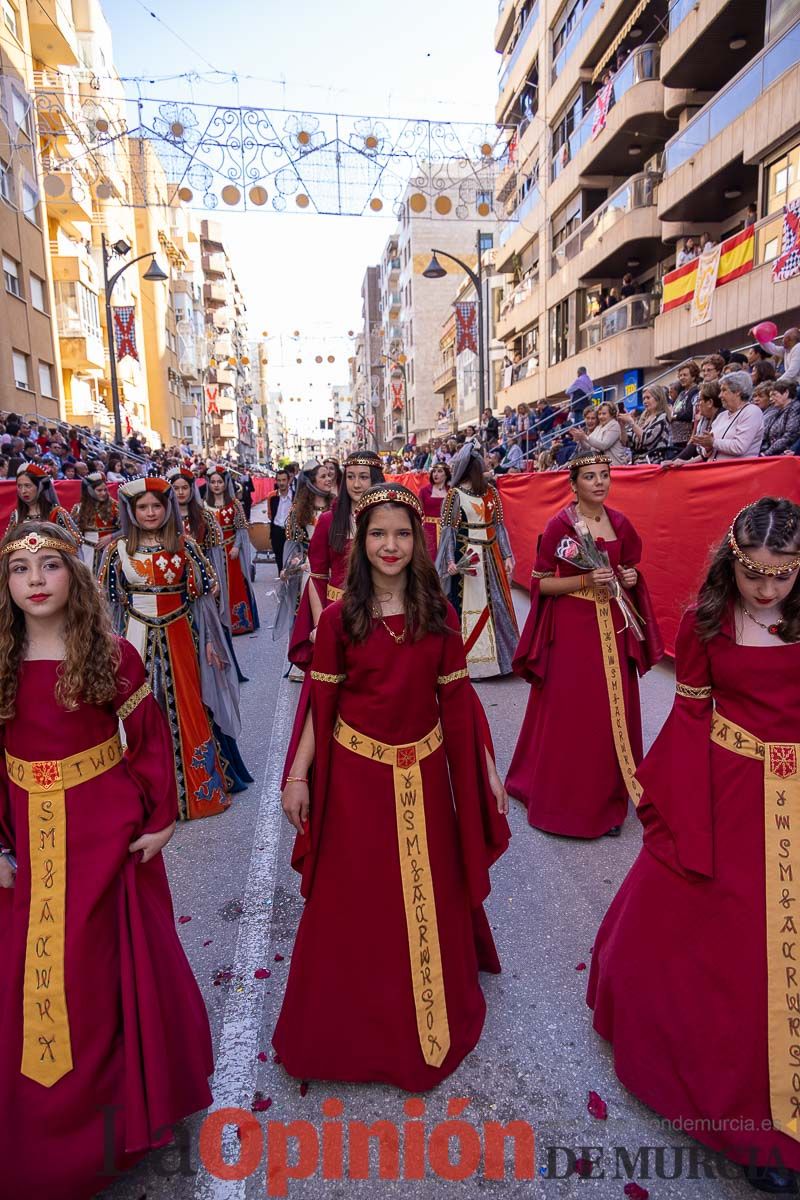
[99,513,752,1200]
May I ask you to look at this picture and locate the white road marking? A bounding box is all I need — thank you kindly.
[193,676,295,1200]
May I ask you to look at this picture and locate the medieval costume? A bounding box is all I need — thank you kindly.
[0,610,212,1198]
[99,478,241,819]
[70,471,120,573]
[419,478,449,560]
[273,485,510,1091]
[6,463,80,541]
[207,466,260,636]
[507,473,662,837]
[435,446,519,679]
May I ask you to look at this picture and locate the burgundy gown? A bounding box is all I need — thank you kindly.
[419,483,447,560]
[0,640,213,1199]
[274,602,510,1091]
[506,506,663,837]
[589,608,800,1169]
[287,508,351,670]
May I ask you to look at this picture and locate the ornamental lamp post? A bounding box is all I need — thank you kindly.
[101,234,168,446]
[423,229,487,417]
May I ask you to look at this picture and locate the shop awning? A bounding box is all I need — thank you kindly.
[591,0,652,83]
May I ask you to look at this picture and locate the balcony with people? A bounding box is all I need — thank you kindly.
[497,265,540,341]
[496,0,541,119]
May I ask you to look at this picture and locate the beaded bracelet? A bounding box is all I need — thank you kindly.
[285,776,308,785]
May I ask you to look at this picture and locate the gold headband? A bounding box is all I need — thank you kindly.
[728,504,800,576]
[345,454,381,468]
[2,530,79,558]
[355,486,423,521]
[571,452,611,470]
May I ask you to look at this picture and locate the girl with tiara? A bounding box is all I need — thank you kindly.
[271,461,331,678]
[5,463,80,540]
[288,450,383,671]
[419,460,451,560]
[589,498,800,1193]
[70,470,120,573]
[507,450,662,838]
[206,465,260,636]
[275,484,510,1090]
[0,522,212,1199]
[436,444,518,679]
[99,477,243,818]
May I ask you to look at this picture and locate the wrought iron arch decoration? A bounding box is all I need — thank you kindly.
[30,85,515,219]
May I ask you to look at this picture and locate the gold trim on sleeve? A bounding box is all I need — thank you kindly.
[116,682,152,720]
[531,569,555,579]
[310,671,345,683]
[676,683,712,699]
[437,669,468,686]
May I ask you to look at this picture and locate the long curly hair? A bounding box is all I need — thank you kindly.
[0,521,121,719]
[341,502,449,643]
[695,497,800,642]
[294,465,331,529]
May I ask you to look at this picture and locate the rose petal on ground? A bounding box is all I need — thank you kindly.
[252,1097,272,1112]
[574,1158,594,1178]
[254,968,271,980]
[575,962,587,971]
[624,1184,649,1200]
[587,1090,608,1120]
[177,915,192,924]
[300,1081,309,1097]
[257,1052,268,1063]
[203,939,213,947]
[274,953,284,962]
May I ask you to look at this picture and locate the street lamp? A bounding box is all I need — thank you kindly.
[381,352,409,449]
[423,229,487,417]
[101,233,168,446]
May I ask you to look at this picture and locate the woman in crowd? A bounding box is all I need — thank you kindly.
[105,454,127,483]
[588,498,800,1194]
[70,470,120,573]
[0,522,212,1199]
[274,462,332,678]
[5,463,81,540]
[571,401,629,465]
[436,445,518,679]
[516,403,532,456]
[322,458,342,498]
[419,461,451,560]
[666,360,701,457]
[619,385,672,464]
[99,477,241,819]
[275,484,510,1090]
[507,451,663,837]
[288,451,383,671]
[751,359,777,389]
[207,465,260,637]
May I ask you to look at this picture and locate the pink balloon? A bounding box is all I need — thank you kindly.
[753,320,778,344]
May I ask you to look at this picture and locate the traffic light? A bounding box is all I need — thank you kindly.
[319,419,325,430]
[327,417,334,430]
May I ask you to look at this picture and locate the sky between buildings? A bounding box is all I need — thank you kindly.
[102,0,500,434]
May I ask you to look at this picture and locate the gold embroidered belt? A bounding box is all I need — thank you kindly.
[332,715,450,1068]
[570,587,642,805]
[710,711,800,1143]
[326,584,344,602]
[423,516,441,526]
[6,733,124,1088]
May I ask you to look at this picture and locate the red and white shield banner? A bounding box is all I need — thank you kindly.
[112,306,139,361]
[204,384,220,416]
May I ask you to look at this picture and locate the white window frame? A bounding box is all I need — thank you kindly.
[3,253,21,298]
[1,0,19,40]
[12,350,29,391]
[22,181,39,226]
[29,273,46,312]
[0,157,13,206]
[38,362,55,398]
[10,87,31,139]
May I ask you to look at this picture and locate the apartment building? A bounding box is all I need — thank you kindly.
[493,0,800,413]
[0,0,61,419]
[378,166,499,447]
[351,264,384,451]
[200,219,252,460]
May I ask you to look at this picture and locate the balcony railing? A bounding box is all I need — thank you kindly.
[551,171,659,275]
[579,292,656,349]
[664,20,800,174]
[499,1,540,94]
[551,0,604,84]
[499,270,539,318]
[552,45,661,182]
[668,0,697,32]
[499,178,542,245]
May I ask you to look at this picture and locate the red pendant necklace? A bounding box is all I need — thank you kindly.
[743,606,783,636]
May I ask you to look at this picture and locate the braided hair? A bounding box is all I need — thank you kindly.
[695,497,800,642]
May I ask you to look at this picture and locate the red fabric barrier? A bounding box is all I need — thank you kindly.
[253,477,275,504]
[0,479,84,534]
[498,458,800,655]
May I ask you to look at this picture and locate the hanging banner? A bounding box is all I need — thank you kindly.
[772,198,800,283]
[662,225,754,313]
[455,302,477,355]
[590,79,614,140]
[204,383,220,416]
[390,380,404,411]
[112,306,139,361]
[690,243,722,327]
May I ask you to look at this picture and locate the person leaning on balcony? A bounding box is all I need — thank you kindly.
[676,237,700,268]
[666,360,701,457]
[762,381,800,455]
[571,401,629,465]
[690,371,763,462]
[618,386,672,464]
[620,273,638,300]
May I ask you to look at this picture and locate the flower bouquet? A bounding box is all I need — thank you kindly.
[453,548,481,577]
[557,505,644,640]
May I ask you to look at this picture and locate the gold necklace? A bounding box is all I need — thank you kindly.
[372,606,406,644]
[577,504,603,524]
[742,605,784,636]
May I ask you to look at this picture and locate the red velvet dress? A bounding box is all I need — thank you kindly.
[274,602,510,1091]
[419,484,447,559]
[588,609,800,1168]
[287,509,352,670]
[506,506,663,838]
[0,640,213,1199]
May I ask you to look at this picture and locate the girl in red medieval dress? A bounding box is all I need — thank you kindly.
[287,450,383,671]
[5,462,80,541]
[273,461,331,681]
[506,451,663,838]
[99,477,244,818]
[588,498,800,1194]
[419,461,450,560]
[0,521,212,1200]
[207,466,260,636]
[274,484,510,1090]
[70,470,120,574]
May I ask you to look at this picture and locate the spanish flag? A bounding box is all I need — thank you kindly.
[661,225,755,314]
